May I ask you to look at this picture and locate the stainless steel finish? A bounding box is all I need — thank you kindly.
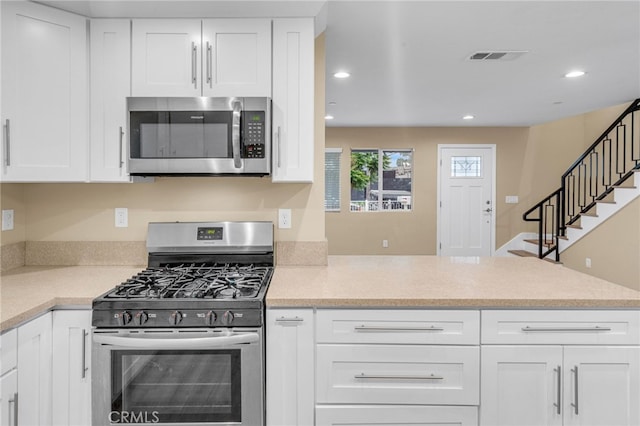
[275,317,304,323]
[571,366,579,415]
[118,126,124,168]
[206,41,212,86]
[554,366,561,415]
[93,330,259,349]
[81,329,88,379]
[354,325,444,332]
[146,221,273,254]
[4,119,10,166]
[8,393,17,426]
[354,373,444,380]
[276,126,282,168]
[191,42,197,88]
[521,326,612,332]
[232,100,242,168]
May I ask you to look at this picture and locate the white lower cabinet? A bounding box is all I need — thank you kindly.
[266,309,314,426]
[0,370,17,426]
[316,405,478,426]
[17,312,52,426]
[52,310,92,426]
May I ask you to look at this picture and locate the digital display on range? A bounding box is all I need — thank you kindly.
[197,227,223,240]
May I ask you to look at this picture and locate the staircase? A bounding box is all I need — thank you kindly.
[509,98,640,262]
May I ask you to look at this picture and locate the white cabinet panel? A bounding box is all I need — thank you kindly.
[1,1,88,182]
[317,344,479,405]
[0,370,17,426]
[0,329,17,376]
[17,312,52,426]
[52,310,92,426]
[271,18,314,183]
[317,309,479,345]
[316,405,478,426]
[266,309,314,426]
[90,19,131,182]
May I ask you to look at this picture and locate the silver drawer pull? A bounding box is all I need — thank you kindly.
[275,317,304,323]
[355,373,443,380]
[354,325,444,332]
[521,326,612,332]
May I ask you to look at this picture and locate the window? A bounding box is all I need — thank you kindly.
[350,149,413,212]
[324,148,342,211]
[451,156,482,177]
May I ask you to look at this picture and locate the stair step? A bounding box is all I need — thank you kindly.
[508,250,561,264]
[595,200,616,204]
[566,223,583,229]
[581,210,598,217]
[524,238,556,248]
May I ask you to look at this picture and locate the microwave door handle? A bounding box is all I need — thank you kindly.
[232,100,242,168]
[93,332,259,349]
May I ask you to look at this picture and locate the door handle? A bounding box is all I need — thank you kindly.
[231,100,242,169]
[4,119,10,166]
[571,366,579,415]
[206,41,212,86]
[484,208,493,213]
[191,42,198,89]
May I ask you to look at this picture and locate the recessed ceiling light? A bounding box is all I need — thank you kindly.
[325,115,335,120]
[463,115,475,120]
[565,70,586,78]
[333,71,351,79]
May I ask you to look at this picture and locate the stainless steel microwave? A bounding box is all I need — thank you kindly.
[127,97,270,176]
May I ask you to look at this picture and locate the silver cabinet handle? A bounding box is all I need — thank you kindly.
[4,119,10,166]
[231,100,242,169]
[206,41,212,86]
[521,326,611,332]
[355,373,443,380]
[81,329,88,379]
[354,325,444,332]
[8,393,18,426]
[118,127,124,169]
[554,366,561,415]
[571,366,579,415]
[276,126,282,168]
[275,317,304,323]
[191,42,198,88]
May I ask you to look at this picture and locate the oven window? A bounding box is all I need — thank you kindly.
[111,350,241,424]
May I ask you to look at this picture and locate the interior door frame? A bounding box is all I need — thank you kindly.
[436,144,497,256]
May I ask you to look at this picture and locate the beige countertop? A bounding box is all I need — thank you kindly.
[266,256,640,308]
[1,265,143,331]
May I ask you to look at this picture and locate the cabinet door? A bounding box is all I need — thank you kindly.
[17,312,52,426]
[316,405,478,426]
[563,346,640,426]
[1,1,88,182]
[481,345,563,426]
[202,19,271,97]
[90,19,131,182]
[271,19,315,183]
[1,370,18,426]
[266,309,314,426]
[52,310,92,426]
[131,19,201,96]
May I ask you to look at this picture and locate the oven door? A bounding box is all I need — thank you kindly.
[92,328,263,426]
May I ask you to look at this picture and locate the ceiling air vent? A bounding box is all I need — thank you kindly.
[468,51,528,61]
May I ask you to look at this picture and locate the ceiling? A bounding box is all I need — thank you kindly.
[36,0,640,127]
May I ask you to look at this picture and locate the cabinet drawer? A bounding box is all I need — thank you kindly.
[1,329,17,376]
[316,405,478,426]
[482,310,640,344]
[317,309,479,344]
[316,344,479,405]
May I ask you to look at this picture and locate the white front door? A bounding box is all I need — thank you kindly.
[438,145,495,256]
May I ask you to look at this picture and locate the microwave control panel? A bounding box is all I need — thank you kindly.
[242,111,266,158]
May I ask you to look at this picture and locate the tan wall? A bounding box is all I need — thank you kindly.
[0,34,326,246]
[325,127,530,255]
[561,197,640,291]
[0,184,26,245]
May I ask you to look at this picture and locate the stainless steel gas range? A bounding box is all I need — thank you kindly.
[92,221,273,426]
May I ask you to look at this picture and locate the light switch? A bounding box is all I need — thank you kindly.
[2,209,14,231]
[505,195,519,204]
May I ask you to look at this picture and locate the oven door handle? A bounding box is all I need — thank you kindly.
[93,332,259,349]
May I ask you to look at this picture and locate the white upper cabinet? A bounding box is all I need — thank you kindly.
[1,1,88,182]
[271,18,315,183]
[90,19,131,182]
[132,19,271,97]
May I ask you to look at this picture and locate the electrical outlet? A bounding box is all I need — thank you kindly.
[278,209,292,229]
[2,209,14,231]
[115,208,128,228]
[382,239,389,248]
[585,257,592,268]
[505,195,519,204]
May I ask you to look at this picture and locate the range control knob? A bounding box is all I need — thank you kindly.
[134,311,149,326]
[205,311,217,326]
[169,311,183,326]
[221,311,235,326]
[117,311,132,326]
